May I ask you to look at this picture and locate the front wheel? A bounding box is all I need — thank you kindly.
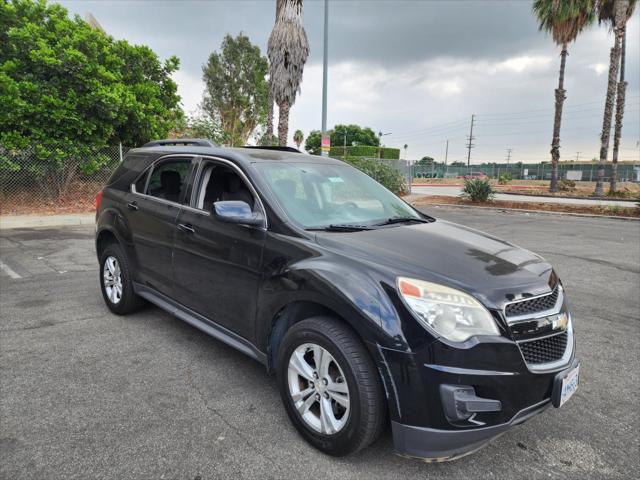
[276,317,386,456]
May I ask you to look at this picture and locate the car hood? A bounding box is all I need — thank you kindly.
[315,219,555,309]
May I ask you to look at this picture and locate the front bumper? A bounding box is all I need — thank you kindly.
[392,398,551,462]
[369,329,577,461]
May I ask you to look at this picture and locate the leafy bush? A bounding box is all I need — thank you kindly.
[558,179,576,191]
[498,173,512,185]
[330,145,400,159]
[461,179,494,202]
[343,157,407,194]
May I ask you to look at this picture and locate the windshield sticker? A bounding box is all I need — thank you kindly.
[328,177,344,183]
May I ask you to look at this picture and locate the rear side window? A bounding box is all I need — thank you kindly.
[140,159,191,203]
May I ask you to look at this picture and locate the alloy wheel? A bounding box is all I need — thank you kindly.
[103,255,123,304]
[287,343,350,435]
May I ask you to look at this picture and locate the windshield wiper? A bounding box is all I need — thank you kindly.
[307,224,373,232]
[375,216,433,226]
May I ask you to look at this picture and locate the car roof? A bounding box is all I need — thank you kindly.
[125,145,345,167]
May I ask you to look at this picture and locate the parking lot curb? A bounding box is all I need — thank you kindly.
[0,213,95,229]
[411,202,640,221]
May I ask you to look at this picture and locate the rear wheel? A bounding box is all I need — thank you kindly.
[99,243,145,315]
[276,317,386,456]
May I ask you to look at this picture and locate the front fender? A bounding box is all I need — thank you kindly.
[255,252,409,355]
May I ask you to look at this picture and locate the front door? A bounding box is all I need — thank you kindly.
[172,159,266,341]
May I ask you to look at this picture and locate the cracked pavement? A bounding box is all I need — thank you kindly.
[1,208,638,479]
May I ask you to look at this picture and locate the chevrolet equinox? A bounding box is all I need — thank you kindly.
[95,139,579,461]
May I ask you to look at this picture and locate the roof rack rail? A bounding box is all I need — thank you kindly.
[243,145,301,153]
[142,138,216,148]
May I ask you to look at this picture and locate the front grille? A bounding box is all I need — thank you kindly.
[519,332,568,364]
[505,287,559,318]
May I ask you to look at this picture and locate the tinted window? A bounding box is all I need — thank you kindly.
[195,163,255,212]
[146,160,191,203]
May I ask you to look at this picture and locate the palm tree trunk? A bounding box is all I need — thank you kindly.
[266,83,274,145]
[594,3,627,197]
[549,42,568,193]
[278,101,290,146]
[610,30,627,194]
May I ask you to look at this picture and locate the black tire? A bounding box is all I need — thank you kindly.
[99,242,145,315]
[276,316,386,456]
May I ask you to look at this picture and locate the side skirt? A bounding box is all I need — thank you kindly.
[133,282,267,365]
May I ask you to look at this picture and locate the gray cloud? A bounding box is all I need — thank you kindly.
[58,0,639,162]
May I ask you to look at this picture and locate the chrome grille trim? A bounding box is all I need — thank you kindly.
[504,285,564,323]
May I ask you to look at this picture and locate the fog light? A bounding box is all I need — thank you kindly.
[440,385,502,422]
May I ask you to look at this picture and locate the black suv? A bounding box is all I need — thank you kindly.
[95,139,579,461]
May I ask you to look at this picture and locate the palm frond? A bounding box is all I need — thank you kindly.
[267,0,310,107]
[532,0,596,44]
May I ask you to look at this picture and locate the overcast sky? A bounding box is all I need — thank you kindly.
[59,0,639,163]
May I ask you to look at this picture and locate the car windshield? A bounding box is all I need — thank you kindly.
[254,162,421,229]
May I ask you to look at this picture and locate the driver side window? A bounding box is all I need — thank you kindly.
[195,163,256,213]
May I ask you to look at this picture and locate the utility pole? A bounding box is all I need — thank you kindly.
[506,148,512,165]
[444,140,449,166]
[466,114,475,166]
[320,0,329,156]
[377,131,391,159]
[575,151,581,162]
[343,132,347,158]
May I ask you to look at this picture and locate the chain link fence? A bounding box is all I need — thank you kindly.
[1,145,129,215]
[412,162,640,182]
[2,147,638,215]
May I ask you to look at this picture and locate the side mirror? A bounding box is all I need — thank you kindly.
[213,200,264,227]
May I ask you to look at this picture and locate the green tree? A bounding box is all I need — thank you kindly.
[305,130,322,154]
[304,124,379,155]
[331,124,380,148]
[0,0,182,197]
[293,129,304,149]
[202,33,269,146]
[172,112,225,144]
[533,0,595,193]
[416,156,435,166]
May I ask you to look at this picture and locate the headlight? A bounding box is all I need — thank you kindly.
[397,277,499,342]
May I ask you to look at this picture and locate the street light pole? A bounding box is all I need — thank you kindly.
[321,0,329,156]
[377,131,391,159]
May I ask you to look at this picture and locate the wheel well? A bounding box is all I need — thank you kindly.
[96,230,118,259]
[266,301,348,374]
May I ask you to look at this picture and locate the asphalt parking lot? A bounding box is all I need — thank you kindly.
[1,207,638,480]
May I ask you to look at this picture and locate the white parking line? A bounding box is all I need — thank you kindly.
[0,260,21,279]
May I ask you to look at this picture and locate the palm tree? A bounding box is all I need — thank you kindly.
[533,0,595,193]
[293,129,304,149]
[596,0,637,194]
[267,0,309,146]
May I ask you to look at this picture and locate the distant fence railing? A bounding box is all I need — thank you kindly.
[411,162,640,182]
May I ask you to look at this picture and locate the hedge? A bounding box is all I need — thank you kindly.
[328,145,400,159]
[341,156,407,194]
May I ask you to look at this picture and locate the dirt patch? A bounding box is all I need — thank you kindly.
[0,180,100,216]
[411,195,640,218]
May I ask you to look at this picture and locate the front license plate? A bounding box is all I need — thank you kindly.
[554,363,579,408]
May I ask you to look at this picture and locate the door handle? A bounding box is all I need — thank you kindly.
[177,223,195,234]
[127,202,138,211]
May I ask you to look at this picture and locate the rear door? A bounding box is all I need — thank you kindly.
[125,155,195,297]
[172,158,266,341]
